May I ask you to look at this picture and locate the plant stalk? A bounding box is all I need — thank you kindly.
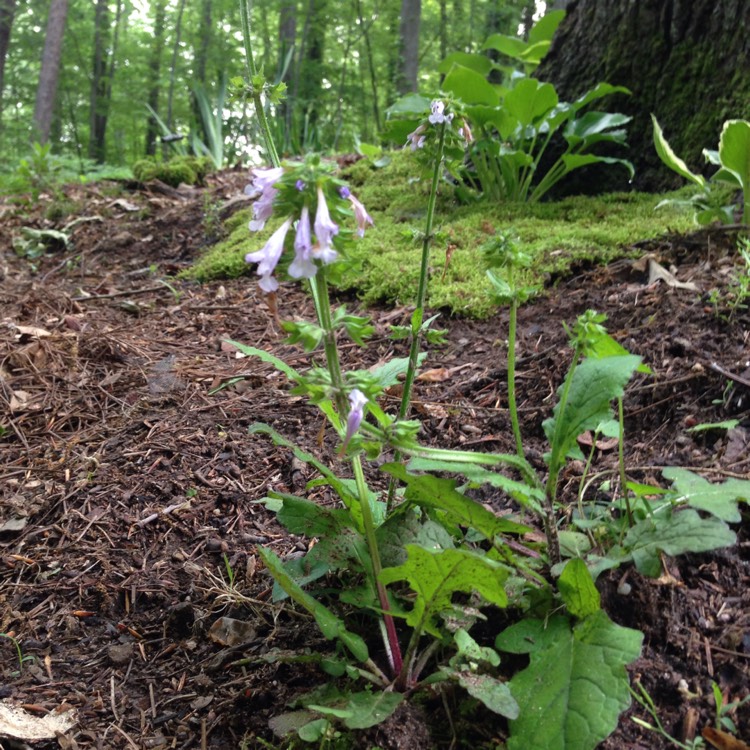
[617,396,634,526]
[238,0,281,168]
[387,122,447,509]
[311,271,403,676]
[507,294,525,460]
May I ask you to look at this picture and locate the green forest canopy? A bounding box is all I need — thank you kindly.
[1,0,543,169]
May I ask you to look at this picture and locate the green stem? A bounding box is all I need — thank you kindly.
[238,0,281,168]
[617,396,633,526]
[507,294,524,460]
[386,121,447,509]
[311,270,403,676]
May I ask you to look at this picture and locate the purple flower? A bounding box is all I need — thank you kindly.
[245,217,293,292]
[295,179,306,191]
[341,389,368,451]
[312,186,339,264]
[247,166,284,231]
[339,186,351,199]
[348,194,373,237]
[289,205,317,279]
[406,123,426,151]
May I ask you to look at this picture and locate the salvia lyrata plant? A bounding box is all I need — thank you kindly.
[222,4,750,747]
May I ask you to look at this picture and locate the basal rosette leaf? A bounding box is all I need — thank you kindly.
[496,612,643,750]
[662,467,749,523]
[380,546,509,637]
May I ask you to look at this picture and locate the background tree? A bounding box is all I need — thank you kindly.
[145,0,166,156]
[0,0,16,122]
[32,0,68,143]
[395,0,420,95]
[535,0,750,191]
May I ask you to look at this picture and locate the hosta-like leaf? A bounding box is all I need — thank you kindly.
[442,64,500,107]
[380,546,509,636]
[505,78,558,128]
[496,612,642,750]
[651,114,706,188]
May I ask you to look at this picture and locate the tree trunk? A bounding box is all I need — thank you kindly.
[32,0,68,144]
[294,0,327,147]
[535,0,750,191]
[88,0,122,162]
[396,0,420,95]
[165,0,187,140]
[0,0,16,120]
[145,0,166,156]
[278,0,296,151]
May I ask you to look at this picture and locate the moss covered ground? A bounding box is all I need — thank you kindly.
[187,150,700,318]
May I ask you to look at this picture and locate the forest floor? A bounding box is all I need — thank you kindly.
[1,169,749,750]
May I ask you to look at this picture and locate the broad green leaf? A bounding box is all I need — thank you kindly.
[442,64,500,106]
[386,93,431,117]
[369,354,426,388]
[558,558,600,619]
[481,33,527,58]
[382,463,531,540]
[438,51,494,77]
[572,82,631,111]
[661,468,749,523]
[376,510,454,568]
[528,9,565,45]
[505,78,558,128]
[268,710,319,739]
[258,547,369,662]
[543,355,641,464]
[380,546,509,636]
[297,718,329,741]
[718,119,750,222]
[456,671,519,719]
[560,153,635,180]
[340,691,404,730]
[498,612,642,750]
[624,510,736,577]
[224,341,300,382]
[651,114,706,188]
[275,493,355,536]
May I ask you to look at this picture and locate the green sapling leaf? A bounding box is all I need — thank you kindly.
[224,341,300,382]
[339,691,404,730]
[651,114,707,188]
[456,671,519,719]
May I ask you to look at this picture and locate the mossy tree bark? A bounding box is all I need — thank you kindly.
[536,0,750,191]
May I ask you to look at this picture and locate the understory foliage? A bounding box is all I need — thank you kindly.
[221,17,750,743]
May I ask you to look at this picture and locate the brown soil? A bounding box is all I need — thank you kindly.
[1,172,748,750]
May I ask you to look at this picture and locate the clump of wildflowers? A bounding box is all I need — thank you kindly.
[243,155,373,293]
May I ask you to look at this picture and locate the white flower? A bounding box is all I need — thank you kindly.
[246,166,284,232]
[245,217,293,292]
[406,123,427,150]
[429,100,446,124]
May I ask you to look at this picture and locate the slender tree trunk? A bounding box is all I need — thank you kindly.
[356,0,381,132]
[278,0,296,151]
[191,0,212,146]
[0,0,16,121]
[88,0,122,162]
[165,0,187,140]
[439,0,448,62]
[145,0,166,156]
[294,0,327,147]
[396,0,420,95]
[33,0,68,143]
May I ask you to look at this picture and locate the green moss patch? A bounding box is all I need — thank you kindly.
[187,151,700,318]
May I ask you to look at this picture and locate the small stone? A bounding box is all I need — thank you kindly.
[108,643,134,665]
